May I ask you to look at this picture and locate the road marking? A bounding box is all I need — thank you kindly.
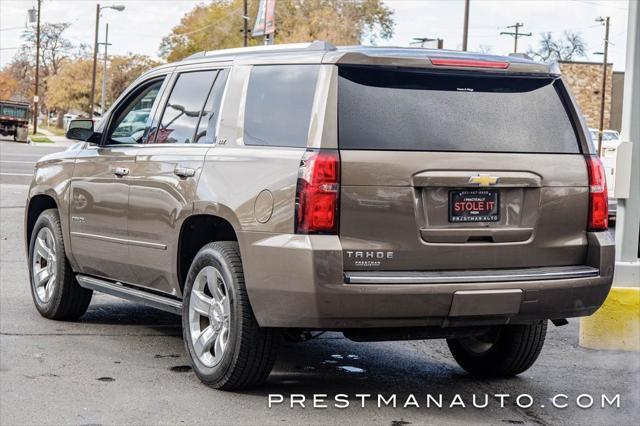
[0,173,32,176]
[0,160,35,164]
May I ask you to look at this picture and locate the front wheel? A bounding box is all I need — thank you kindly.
[182,241,279,389]
[28,209,93,319]
[447,321,547,377]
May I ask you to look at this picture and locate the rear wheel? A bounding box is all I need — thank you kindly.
[182,242,279,389]
[447,321,547,377]
[28,209,93,320]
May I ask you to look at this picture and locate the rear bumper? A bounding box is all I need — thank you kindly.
[240,231,615,328]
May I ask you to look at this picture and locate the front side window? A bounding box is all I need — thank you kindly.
[244,65,320,147]
[154,70,217,144]
[109,80,164,144]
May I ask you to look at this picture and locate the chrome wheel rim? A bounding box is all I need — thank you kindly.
[32,227,57,303]
[188,266,231,368]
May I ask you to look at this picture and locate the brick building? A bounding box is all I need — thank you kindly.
[558,60,624,132]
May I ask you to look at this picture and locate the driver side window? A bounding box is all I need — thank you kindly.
[108,79,164,144]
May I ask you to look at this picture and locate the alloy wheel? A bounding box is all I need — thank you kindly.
[32,227,57,303]
[188,266,231,368]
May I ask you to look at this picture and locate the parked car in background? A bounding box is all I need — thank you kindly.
[25,43,614,390]
[63,114,79,130]
[589,128,620,219]
[0,100,30,142]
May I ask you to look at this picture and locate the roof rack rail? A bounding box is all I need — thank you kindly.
[184,40,336,61]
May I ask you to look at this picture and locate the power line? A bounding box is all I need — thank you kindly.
[500,22,532,53]
[0,26,27,32]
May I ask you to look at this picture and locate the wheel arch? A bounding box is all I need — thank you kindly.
[25,193,59,251]
[177,213,240,295]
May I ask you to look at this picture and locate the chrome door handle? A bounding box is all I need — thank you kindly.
[113,167,129,177]
[174,167,196,178]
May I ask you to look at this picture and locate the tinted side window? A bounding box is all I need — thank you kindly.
[155,70,217,144]
[194,68,229,144]
[244,65,319,147]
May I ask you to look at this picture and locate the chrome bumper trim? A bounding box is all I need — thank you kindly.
[344,265,599,284]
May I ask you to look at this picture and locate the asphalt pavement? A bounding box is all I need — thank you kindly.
[0,138,638,425]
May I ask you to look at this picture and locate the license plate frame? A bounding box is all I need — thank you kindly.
[449,189,500,223]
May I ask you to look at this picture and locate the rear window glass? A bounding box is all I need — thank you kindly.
[2,105,27,118]
[244,65,319,148]
[338,66,580,153]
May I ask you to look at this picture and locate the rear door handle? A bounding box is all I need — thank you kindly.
[113,167,129,177]
[174,166,196,178]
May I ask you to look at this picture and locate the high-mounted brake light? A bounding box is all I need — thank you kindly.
[585,155,608,231]
[295,149,340,234]
[430,58,510,69]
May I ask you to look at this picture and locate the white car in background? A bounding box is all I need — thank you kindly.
[589,128,620,219]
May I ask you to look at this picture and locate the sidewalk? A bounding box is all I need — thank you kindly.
[31,128,75,148]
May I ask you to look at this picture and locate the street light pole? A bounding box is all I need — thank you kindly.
[89,4,124,119]
[596,16,610,157]
[462,0,470,51]
[32,0,42,134]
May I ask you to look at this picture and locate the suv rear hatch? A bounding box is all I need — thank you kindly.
[337,65,592,272]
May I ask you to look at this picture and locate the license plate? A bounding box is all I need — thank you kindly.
[449,189,499,222]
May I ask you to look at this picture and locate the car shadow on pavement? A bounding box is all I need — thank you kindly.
[78,298,181,334]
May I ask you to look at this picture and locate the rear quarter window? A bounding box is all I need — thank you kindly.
[338,66,580,154]
[244,65,319,148]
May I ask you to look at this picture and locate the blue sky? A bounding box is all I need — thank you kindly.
[0,0,631,70]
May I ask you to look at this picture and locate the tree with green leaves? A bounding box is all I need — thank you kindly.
[160,0,394,62]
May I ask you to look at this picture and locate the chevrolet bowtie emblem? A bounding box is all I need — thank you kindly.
[468,174,499,186]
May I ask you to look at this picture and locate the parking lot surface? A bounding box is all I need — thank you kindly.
[1,140,638,425]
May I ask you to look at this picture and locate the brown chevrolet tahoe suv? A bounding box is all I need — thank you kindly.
[25,42,614,389]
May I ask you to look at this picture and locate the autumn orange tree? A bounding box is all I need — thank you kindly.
[0,71,19,99]
[160,0,394,62]
[45,54,159,126]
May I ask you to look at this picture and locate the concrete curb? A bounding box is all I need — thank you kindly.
[579,286,640,351]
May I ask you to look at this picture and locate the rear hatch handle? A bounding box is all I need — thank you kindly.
[412,171,542,188]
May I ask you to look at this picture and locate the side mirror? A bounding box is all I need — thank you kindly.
[65,119,95,141]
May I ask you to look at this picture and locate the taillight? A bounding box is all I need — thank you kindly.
[585,155,608,231]
[430,58,509,69]
[295,149,340,234]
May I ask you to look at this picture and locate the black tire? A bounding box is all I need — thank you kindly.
[447,321,547,377]
[182,241,279,390]
[28,209,92,320]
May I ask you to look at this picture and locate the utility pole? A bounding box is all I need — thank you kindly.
[243,0,249,47]
[500,22,532,53]
[412,37,443,49]
[32,0,42,134]
[596,16,610,157]
[99,23,112,115]
[462,0,470,51]
[90,3,100,119]
[263,0,269,46]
